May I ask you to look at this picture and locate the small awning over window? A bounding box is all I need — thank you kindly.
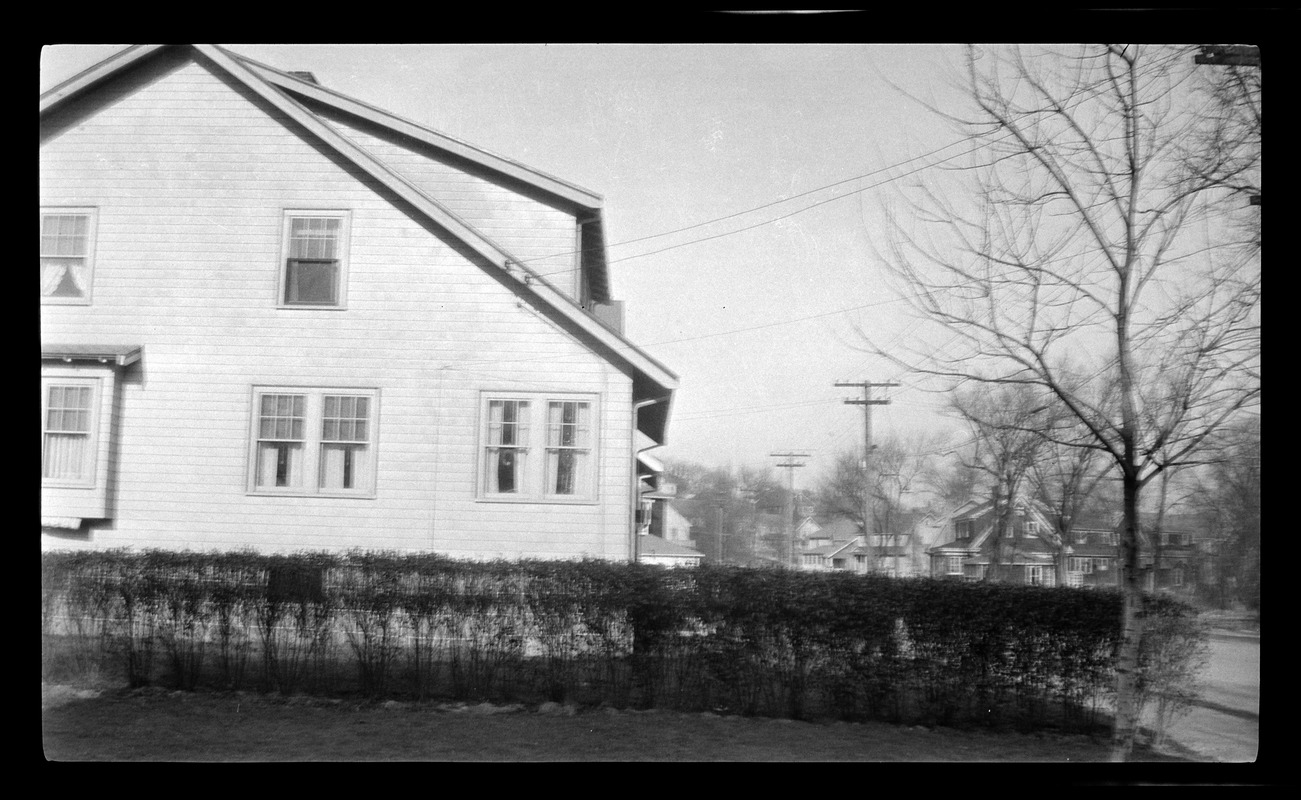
[42,344,142,367]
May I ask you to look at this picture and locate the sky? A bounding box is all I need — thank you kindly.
[40,42,985,486]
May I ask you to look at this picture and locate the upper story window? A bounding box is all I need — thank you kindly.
[280,211,350,307]
[40,209,96,305]
[42,378,99,485]
[249,386,377,497]
[480,393,597,502]
[954,519,972,539]
[1024,520,1040,536]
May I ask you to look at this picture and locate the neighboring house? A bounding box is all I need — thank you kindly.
[795,516,821,549]
[636,534,705,569]
[929,498,1064,585]
[40,45,677,561]
[1062,513,1198,593]
[797,518,916,576]
[928,500,1197,591]
[661,502,694,547]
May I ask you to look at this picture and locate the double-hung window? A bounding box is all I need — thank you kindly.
[280,211,350,307]
[250,387,377,496]
[42,379,99,485]
[545,400,592,496]
[480,393,596,502]
[40,208,96,304]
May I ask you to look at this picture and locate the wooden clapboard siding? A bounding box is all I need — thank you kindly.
[41,50,636,559]
[317,105,582,300]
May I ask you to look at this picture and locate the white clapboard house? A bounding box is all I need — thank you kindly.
[40,45,677,560]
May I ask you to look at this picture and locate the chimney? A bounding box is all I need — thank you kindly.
[590,300,624,334]
[288,71,319,85]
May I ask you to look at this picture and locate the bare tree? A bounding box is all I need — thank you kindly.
[870,45,1261,760]
[950,383,1057,581]
[1189,415,1260,609]
[815,432,941,570]
[1182,46,1261,251]
[1029,414,1111,582]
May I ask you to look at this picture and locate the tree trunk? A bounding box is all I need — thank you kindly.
[1110,471,1144,761]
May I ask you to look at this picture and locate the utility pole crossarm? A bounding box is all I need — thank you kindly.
[770,451,810,569]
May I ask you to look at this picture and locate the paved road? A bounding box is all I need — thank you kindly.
[1155,633,1259,762]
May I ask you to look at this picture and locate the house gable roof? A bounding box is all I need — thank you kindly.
[40,44,677,434]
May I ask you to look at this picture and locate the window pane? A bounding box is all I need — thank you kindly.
[258,394,305,442]
[45,385,92,432]
[285,260,338,304]
[545,401,590,495]
[43,432,88,480]
[322,395,369,442]
[289,217,340,260]
[256,442,302,488]
[320,443,369,491]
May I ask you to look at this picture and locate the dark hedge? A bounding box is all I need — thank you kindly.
[40,550,1202,731]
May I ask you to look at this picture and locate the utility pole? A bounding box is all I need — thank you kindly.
[770,451,809,568]
[835,380,899,573]
[714,501,726,564]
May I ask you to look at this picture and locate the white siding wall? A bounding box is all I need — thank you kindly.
[317,106,581,301]
[40,52,635,559]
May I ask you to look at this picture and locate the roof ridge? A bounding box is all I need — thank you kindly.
[221,46,605,209]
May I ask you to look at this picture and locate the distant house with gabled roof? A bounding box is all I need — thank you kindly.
[928,499,1197,590]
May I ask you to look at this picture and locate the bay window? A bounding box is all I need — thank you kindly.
[42,379,99,485]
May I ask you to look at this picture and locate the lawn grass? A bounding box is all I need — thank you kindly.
[42,683,1196,762]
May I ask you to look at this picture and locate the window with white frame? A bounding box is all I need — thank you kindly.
[1024,520,1040,536]
[945,555,963,575]
[279,211,350,307]
[1069,557,1094,574]
[1025,565,1045,586]
[480,393,596,501]
[40,208,96,304]
[42,378,99,484]
[249,387,377,496]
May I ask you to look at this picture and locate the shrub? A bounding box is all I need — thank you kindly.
[40,550,1204,732]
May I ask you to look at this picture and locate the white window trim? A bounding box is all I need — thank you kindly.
[246,386,379,498]
[41,375,102,488]
[277,209,352,309]
[40,207,97,306]
[476,391,600,504]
